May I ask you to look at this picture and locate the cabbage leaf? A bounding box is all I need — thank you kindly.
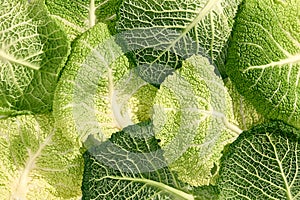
[0,114,83,199]
[0,0,70,116]
[53,22,157,144]
[117,0,242,84]
[82,121,220,200]
[218,121,300,199]
[152,55,241,186]
[226,0,300,129]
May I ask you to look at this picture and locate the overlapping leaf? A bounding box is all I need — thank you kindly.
[152,55,240,186]
[82,121,217,200]
[226,0,300,129]
[218,121,300,199]
[53,22,157,144]
[117,0,242,84]
[0,114,83,199]
[0,0,70,116]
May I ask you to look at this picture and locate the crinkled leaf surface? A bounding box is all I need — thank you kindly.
[45,0,122,39]
[82,121,216,200]
[152,55,240,186]
[192,185,219,200]
[226,0,300,129]
[218,121,300,199]
[117,0,242,84]
[225,78,265,130]
[53,22,157,144]
[0,0,70,116]
[0,114,83,199]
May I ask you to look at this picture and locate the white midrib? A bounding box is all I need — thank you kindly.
[106,176,194,200]
[199,109,242,135]
[108,69,132,130]
[89,0,97,27]
[11,133,53,200]
[0,50,40,70]
[151,0,220,64]
[267,133,293,200]
[88,0,112,26]
[243,54,300,72]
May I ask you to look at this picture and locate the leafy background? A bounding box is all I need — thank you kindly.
[0,0,299,199]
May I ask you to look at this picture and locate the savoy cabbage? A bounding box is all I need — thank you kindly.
[116,0,242,84]
[226,0,300,129]
[152,55,240,186]
[0,0,69,116]
[0,0,299,199]
[0,114,83,199]
[53,22,157,144]
[218,121,300,199]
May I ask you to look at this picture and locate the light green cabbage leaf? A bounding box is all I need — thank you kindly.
[218,121,300,199]
[0,114,83,199]
[0,0,70,116]
[226,0,300,129]
[152,55,241,186]
[53,22,157,144]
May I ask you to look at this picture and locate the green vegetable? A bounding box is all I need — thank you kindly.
[226,0,300,129]
[0,114,83,199]
[218,121,300,199]
[117,0,242,84]
[1,1,300,199]
[53,22,157,144]
[45,0,122,39]
[0,0,70,116]
[82,121,219,200]
[152,55,241,186]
